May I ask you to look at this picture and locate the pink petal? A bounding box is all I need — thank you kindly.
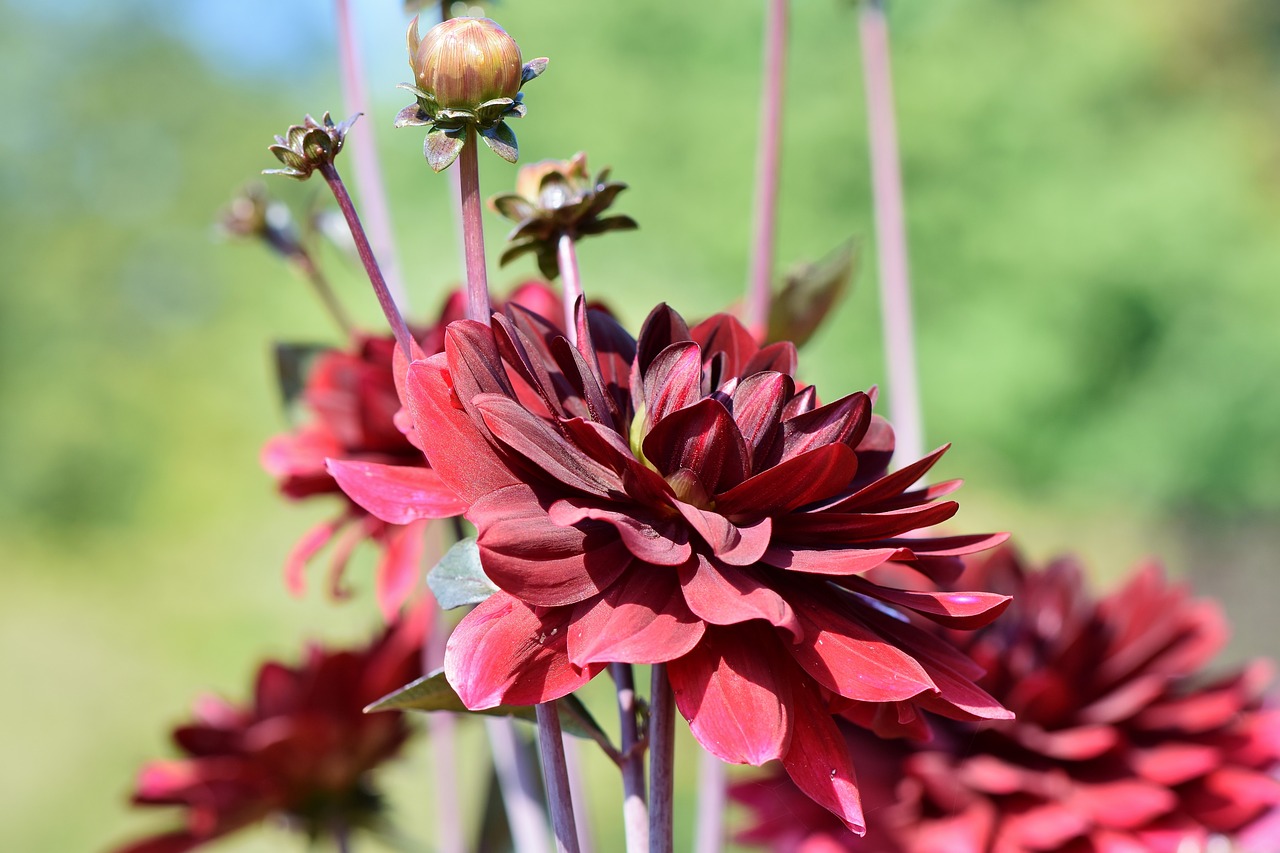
[327,458,467,524]
[472,485,632,607]
[668,626,794,765]
[781,670,866,835]
[282,517,344,596]
[549,497,691,566]
[404,356,518,503]
[1131,743,1222,786]
[567,570,705,665]
[444,592,599,709]
[678,554,801,639]
[1069,779,1177,830]
[842,578,1011,629]
[375,520,427,621]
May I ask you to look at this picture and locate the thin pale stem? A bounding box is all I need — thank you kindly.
[291,250,357,338]
[562,736,595,853]
[333,823,352,853]
[458,127,493,324]
[609,663,648,853]
[334,0,409,312]
[318,163,414,359]
[744,0,789,342]
[693,751,727,853]
[423,611,465,853]
[648,664,675,853]
[557,232,583,345]
[536,703,581,853]
[860,0,925,465]
[485,717,553,853]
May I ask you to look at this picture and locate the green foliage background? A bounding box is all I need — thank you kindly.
[2,0,1278,849]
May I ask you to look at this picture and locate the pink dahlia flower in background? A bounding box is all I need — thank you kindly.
[732,546,1280,853]
[110,607,428,853]
[339,301,1012,831]
[262,282,560,618]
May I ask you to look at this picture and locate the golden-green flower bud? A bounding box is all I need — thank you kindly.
[409,16,523,112]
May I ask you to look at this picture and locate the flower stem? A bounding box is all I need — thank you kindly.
[557,232,583,346]
[562,736,596,853]
[334,0,409,313]
[648,664,676,853]
[290,248,357,339]
[535,703,582,853]
[423,611,465,853]
[859,0,925,465]
[333,822,352,853]
[458,126,493,325]
[318,162,415,359]
[485,717,553,853]
[693,751,726,853]
[744,0,789,342]
[609,663,649,853]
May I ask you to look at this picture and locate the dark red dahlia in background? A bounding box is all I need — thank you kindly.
[339,302,1012,832]
[733,547,1280,853]
[262,283,560,618]
[110,607,427,853]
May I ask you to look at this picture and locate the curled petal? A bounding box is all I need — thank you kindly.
[716,443,858,516]
[677,554,801,640]
[782,670,866,835]
[326,458,468,524]
[550,497,691,566]
[567,570,705,666]
[842,577,1012,629]
[673,502,772,566]
[644,398,749,493]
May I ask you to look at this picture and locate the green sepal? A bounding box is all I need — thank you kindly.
[426,537,498,610]
[480,122,519,164]
[490,193,537,222]
[535,247,561,281]
[499,240,539,268]
[766,240,859,347]
[394,103,431,129]
[424,127,466,172]
[261,167,308,181]
[365,670,612,745]
[580,214,639,236]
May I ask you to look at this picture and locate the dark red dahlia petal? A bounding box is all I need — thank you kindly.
[581,306,637,423]
[995,800,1090,851]
[767,393,872,468]
[549,497,691,566]
[761,544,904,576]
[677,553,801,639]
[1130,742,1222,787]
[813,443,950,512]
[690,313,757,381]
[668,625,794,765]
[255,662,304,718]
[566,570,705,666]
[171,726,238,758]
[841,576,1011,630]
[742,340,798,378]
[550,334,617,430]
[730,371,792,468]
[641,341,705,424]
[559,417,676,505]
[405,356,518,503]
[1076,673,1167,725]
[471,484,633,607]
[492,312,578,421]
[1068,779,1178,830]
[672,501,772,566]
[780,668,866,835]
[326,459,468,524]
[374,519,428,622]
[634,304,693,376]
[1010,722,1119,761]
[781,385,817,419]
[443,592,600,709]
[473,393,622,497]
[716,443,858,517]
[643,398,750,492]
[444,319,516,402]
[774,501,959,547]
[1189,767,1280,831]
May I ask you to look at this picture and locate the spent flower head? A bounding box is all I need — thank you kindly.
[396,16,547,171]
[489,152,638,279]
[264,112,360,181]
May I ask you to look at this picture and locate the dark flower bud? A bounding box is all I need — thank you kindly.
[264,112,360,181]
[409,16,522,112]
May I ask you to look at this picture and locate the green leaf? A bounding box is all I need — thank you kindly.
[365,670,614,746]
[489,193,536,223]
[480,122,519,164]
[767,240,859,348]
[424,128,466,173]
[426,537,497,610]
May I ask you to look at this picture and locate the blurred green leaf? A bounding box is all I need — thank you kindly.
[426,537,498,610]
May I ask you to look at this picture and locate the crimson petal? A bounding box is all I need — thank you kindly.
[444,591,599,709]
[668,626,794,765]
[642,341,706,424]
[643,398,749,492]
[374,520,427,621]
[842,577,1011,629]
[716,443,858,516]
[761,544,904,576]
[677,554,801,640]
[326,458,468,523]
[673,501,772,566]
[549,497,691,566]
[471,485,632,607]
[730,371,792,467]
[782,670,866,835]
[567,571,705,665]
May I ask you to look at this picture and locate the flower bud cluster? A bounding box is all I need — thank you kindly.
[264,112,360,181]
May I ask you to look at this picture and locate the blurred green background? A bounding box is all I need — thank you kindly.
[3,0,1279,849]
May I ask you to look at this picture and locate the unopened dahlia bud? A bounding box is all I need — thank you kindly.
[396,16,548,171]
[410,17,522,111]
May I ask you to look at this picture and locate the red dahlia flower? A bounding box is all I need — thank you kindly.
[338,302,1011,832]
[732,547,1280,852]
[262,283,560,618]
[110,608,427,853]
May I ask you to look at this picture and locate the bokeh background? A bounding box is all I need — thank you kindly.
[3,0,1279,849]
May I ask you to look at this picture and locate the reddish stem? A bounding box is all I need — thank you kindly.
[536,703,582,853]
[318,163,414,359]
[334,0,409,312]
[610,663,649,853]
[557,232,584,346]
[458,127,493,325]
[745,0,789,342]
[860,0,925,465]
[648,664,675,853]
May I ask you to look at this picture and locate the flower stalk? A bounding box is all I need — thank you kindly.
[744,0,789,342]
[535,703,582,853]
[458,125,494,324]
[610,663,648,853]
[648,663,676,853]
[693,753,727,853]
[318,162,415,359]
[556,232,583,344]
[859,0,924,465]
[485,717,553,853]
[334,0,409,312]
